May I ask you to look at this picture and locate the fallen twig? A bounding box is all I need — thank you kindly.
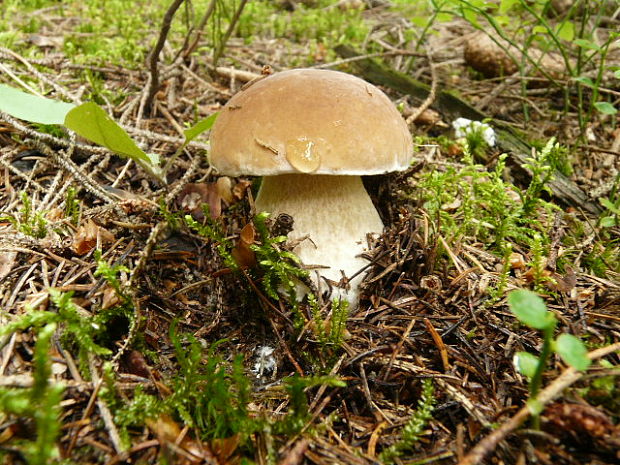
[406,48,437,125]
[144,0,185,114]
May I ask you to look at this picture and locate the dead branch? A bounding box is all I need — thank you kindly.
[179,0,217,60]
[212,0,250,68]
[144,0,186,113]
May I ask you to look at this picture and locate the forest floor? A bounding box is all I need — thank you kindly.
[0,1,619,464]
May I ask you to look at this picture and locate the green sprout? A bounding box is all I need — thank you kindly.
[508,289,591,426]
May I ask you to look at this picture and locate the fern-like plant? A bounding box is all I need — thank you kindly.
[379,379,435,464]
[0,192,48,238]
[0,323,64,465]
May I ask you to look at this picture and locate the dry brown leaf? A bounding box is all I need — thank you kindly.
[101,286,122,310]
[73,219,115,255]
[0,251,17,281]
[177,182,223,220]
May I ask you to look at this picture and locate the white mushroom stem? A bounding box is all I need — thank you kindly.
[255,174,383,306]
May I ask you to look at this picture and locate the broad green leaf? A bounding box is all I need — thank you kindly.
[494,15,510,27]
[0,84,75,125]
[499,0,519,13]
[556,334,591,371]
[600,216,617,228]
[594,102,617,115]
[574,38,601,51]
[575,76,594,87]
[436,12,453,23]
[64,102,156,166]
[183,113,218,143]
[462,9,479,28]
[410,16,427,27]
[614,70,620,79]
[555,21,574,41]
[513,351,539,378]
[508,290,556,330]
[599,197,620,213]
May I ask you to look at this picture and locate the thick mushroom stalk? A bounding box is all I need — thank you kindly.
[256,174,383,305]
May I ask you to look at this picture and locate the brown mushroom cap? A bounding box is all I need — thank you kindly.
[209,68,412,176]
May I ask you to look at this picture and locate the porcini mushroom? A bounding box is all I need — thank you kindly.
[209,68,412,305]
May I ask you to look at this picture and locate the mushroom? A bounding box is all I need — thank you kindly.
[209,68,412,305]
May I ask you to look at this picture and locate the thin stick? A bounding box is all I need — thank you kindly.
[180,0,217,59]
[212,0,249,68]
[406,48,438,125]
[311,50,423,70]
[144,0,186,113]
[88,355,124,455]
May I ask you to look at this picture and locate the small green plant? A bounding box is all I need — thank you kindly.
[307,293,349,371]
[1,191,48,239]
[508,289,591,426]
[276,374,346,435]
[544,141,573,177]
[0,323,65,465]
[185,208,238,269]
[165,323,253,440]
[0,289,112,360]
[114,322,345,452]
[64,186,80,225]
[93,249,131,303]
[252,212,309,318]
[116,321,255,443]
[379,379,435,464]
[529,233,554,292]
[187,210,310,324]
[598,174,620,228]
[417,140,556,255]
[520,137,557,215]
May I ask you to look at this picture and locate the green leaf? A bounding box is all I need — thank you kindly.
[599,197,620,213]
[410,16,427,27]
[435,12,453,23]
[614,70,620,79]
[64,102,158,166]
[0,84,75,125]
[555,21,574,41]
[574,38,601,51]
[600,216,617,228]
[508,290,556,330]
[575,76,594,87]
[513,351,539,378]
[556,334,591,371]
[462,9,480,28]
[594,101,617,115]
[183,113,218,144]
[499,0,519,13]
